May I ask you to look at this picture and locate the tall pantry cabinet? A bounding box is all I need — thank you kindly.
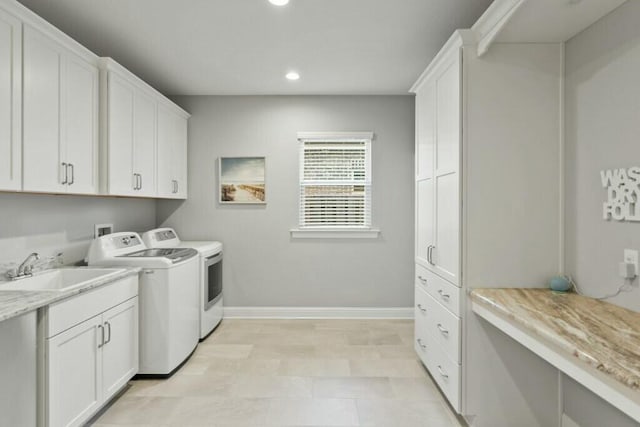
[411,29,562,418]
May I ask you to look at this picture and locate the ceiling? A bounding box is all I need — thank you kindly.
[16,0,493,95]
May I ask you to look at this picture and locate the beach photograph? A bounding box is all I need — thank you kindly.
[219,157,266,204]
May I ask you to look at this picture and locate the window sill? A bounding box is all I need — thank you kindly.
[290,228,381,239]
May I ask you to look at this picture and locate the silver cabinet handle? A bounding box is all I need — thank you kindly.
[437,323,449,336]
[104,321,111,345]
[97,324,104,348]
[132,173,137,190]
[428,245,436,266]
[61,163,68,184]
[438,289,450,301]
[437,365,448,379]
[416,338,426,349]
[139,173,143,190]
[68,163,74,185]
[417,275,427,284]
[175,180,179,193]
[417,303,426,313]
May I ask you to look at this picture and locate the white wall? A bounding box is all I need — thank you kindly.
[157,95,415,308]
[0,193,156,266]
[565,0,640,312]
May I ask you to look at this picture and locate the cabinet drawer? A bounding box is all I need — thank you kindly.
[46,275,138,338]
[416,264,461,316]
[414,285,431,366]
[427,337,461,412]
[424,292,461,363]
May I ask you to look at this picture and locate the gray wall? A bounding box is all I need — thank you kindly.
[563,2,640,425]
[157,95,415,308]
[565,0,640,312]
[0,193,156,262]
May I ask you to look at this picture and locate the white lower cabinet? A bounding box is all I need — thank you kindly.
[42,277,138,427]
[47,315,102,427]
[415,271,462,411]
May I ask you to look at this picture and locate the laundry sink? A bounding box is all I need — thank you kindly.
[0,268,125,292]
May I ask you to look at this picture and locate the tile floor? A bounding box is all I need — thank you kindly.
[92,319,462,427]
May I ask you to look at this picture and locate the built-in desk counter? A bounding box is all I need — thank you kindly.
[470,288,640,422]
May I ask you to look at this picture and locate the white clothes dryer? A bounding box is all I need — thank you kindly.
[142,228,223,340]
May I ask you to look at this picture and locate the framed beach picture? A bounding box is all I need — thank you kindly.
[219,157,266,204]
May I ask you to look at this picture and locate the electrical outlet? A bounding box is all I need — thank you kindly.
[624,249,638,276]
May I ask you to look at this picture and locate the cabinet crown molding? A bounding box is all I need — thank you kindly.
[409,29,475,93]
[99,57,190,118]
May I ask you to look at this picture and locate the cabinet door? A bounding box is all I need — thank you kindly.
[432,54,461,285]
[65,55,99,194]
[156,105,175,198]
[47,315,103,427]
[107,72,136,195]
[102,297,138,401]
[416,178,434,265]
[157,105,188,199]
[0,9,21,191]
[415,81,435,181]
[174,113,188,198]
[22,25,65,193]
[133,90,156,196]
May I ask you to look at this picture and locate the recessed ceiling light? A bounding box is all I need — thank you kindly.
[269,0,290,6]
[286,71,300,81]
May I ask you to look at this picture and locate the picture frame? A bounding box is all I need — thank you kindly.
[219,157,266,204]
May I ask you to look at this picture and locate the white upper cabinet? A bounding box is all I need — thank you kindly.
[101,58,188,198]
[157,102,189,199]
[0,1,189,199]
[0,8,21,191]
[22,24,98,194]
[414,43,461,286]
[103,68,156,197]
[104,72,135,196]
[103,66,156,197]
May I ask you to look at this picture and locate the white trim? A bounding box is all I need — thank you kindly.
[290,228,380,239]
[223,306,413,319]
[558,43,565,275]
[471,0,527,57]
[409,30,475,93]
[471,300,640,423]
[297,131,373,142]
[99,57,190,118]
[0,0,99,64]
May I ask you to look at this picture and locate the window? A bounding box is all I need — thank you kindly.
[292,132,379,238]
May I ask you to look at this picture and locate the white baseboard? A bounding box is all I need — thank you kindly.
[223,306,414,319]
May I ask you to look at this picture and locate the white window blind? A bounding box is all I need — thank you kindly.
[298,132,372,229]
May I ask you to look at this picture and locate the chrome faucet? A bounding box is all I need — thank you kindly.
[6,253,40,280]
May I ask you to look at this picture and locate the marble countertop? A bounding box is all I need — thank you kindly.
[470,288,640,391]
[0,268,140,323]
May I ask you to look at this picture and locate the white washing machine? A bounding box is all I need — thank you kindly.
[142,228,223,340]
[87,232,199,376]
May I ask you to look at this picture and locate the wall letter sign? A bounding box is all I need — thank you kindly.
[601,167,640,221]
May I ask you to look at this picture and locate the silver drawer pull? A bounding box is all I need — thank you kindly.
[437,323,449,336]
[417,304,426,313]
[437,365,448,379]
[438,289,450,300]
[416,338,426,349]
[417,275,427,284]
